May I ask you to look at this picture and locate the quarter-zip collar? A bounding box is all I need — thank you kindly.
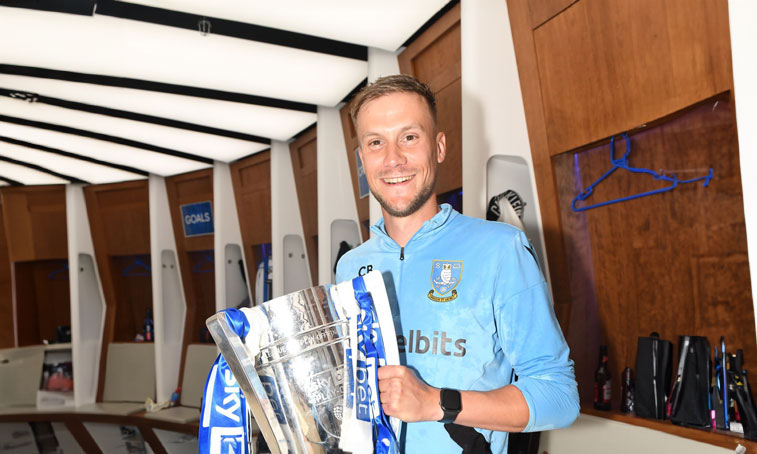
[370,203,457,250]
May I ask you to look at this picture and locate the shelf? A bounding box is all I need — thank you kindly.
[581,406,757,451]
[44,343,72,351]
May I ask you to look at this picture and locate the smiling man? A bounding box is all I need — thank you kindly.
[335,75,578,453]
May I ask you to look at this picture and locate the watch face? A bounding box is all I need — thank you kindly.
[442,389,462,411]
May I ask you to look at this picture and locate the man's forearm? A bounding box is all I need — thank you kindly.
[426,385,530,432]
[378,365,530,431]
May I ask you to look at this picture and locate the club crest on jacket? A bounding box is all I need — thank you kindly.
[428,260,463,302]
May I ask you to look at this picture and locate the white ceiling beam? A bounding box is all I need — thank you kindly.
[117,0,451,51]
[0,140,145,185]
[0,74,317,141]
[0,97,268,162]
[0,7,367,107]
[0,121,209,177]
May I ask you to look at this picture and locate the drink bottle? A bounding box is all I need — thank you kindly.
[594,345,612,410]
[144,308,154,342]
[620,367,635,413]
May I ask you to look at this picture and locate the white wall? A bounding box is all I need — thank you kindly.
[365,47,401,228]
[316,106,361,284]
[66,184,106,407]
[540,414,733,454]
[213,161,251,310]
[460,0,550,281]
[270,140,310,297]
[729,0,757,341]
[148,174,186,403]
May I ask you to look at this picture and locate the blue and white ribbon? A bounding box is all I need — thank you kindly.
[353,277,398,454]
[200,308,250,454]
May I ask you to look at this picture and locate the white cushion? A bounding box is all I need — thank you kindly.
[102,343,156,403]
[0,346,46,407]
[181,344,217,408]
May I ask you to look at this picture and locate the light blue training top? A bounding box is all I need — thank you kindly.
[336,204,579,454]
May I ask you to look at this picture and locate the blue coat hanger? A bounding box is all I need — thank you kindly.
[47,262,69,281]
[122,257,152,276]
[571,133,713,212]
[192,252,215,274]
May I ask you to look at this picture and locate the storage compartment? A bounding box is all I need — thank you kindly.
[109,255,153,342]
[14,260,71,347]
[551,94,754,408]
[37,343,74,409]
[330,219,361,283]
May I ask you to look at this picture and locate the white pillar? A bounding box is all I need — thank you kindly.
[148,174,186,403]
[729,0,757,340]
[213,162,251,310]
[460,0,550,280]
[66,184,106,407]
[366,47,401,228]
[270,141,310,296]
[317,106,361,284]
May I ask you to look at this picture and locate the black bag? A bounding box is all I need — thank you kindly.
[635,333,673,419]
[668,336,711,427]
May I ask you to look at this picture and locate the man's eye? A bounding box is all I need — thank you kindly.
[404,134,418,142]
[368,139,382,147]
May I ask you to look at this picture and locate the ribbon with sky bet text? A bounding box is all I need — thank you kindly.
[199,308,250,454]
[352,276,398,454]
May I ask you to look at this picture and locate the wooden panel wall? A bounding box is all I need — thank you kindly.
[289,127,318,285]
[532,0,733,156]
[0,204,12,348]
[163,169,215,392]
[231,150,272,297]
[84,180,152,400]
[1,186,67,262]
[508,0,751,426]
[398,2,462,197]
[339,106,370,241]
[165,170,215,345]
[529,0,578,28]
[14,260,71,347]
[554,95,753,405]
[0,186,69,347]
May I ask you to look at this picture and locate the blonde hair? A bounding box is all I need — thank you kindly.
[349,74,437,127]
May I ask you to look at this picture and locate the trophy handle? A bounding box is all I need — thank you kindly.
[206,313,288,454]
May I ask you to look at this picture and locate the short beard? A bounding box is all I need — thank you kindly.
[372,173,437,218]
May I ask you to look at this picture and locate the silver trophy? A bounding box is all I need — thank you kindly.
[206,285,350,454]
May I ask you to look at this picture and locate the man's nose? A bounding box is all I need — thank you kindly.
[383,142,406,167]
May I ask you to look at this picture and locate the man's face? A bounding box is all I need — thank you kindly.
[355,92,446,218]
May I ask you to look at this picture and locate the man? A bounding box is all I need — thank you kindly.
[335,74,578,453]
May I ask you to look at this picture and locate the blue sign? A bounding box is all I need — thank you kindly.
[355,147,370,199]
[181,201,214,237]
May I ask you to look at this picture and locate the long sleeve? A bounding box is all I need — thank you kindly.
[495,233,580,432]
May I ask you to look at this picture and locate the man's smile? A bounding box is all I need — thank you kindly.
[382,175,415,185]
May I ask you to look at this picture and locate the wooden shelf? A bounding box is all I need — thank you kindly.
[44,343,72,351]
[581,406,757,451]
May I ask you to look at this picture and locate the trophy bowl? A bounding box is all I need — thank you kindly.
[207,285,349,454]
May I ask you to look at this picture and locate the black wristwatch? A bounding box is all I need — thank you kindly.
[439,388,462,424]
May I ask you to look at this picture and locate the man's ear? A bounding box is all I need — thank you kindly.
[436,131,447,164]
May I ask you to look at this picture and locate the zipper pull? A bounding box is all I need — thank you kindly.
[400,247,404,261]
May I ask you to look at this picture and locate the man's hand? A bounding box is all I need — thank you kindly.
[377,365,442,422]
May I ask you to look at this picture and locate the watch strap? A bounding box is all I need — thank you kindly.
[439,388,462,424]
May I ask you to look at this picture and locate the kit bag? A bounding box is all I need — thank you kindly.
[635,333,673,419]
[669,336,712,428]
